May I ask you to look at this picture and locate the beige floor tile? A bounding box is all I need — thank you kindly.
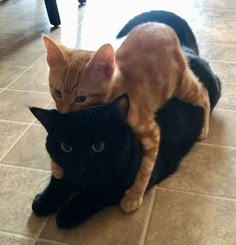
[40,189,155,245]
[216,83,236,110]
[202,0,236,9]
[0,46,45,67]
[2,125,50,170]
[35,240,71,245]
[196,29,236,45]
[0,90,51,122]
[0,0,36,22]
[205,109,236,147]
[159,144,236,198]
[0,66,26,88]
[195,18,236,32]
[9,62,49,93]
[145,189,236,245]
[0,121,27,160]
[210,62,236,84]
[0,232,34,245]
[200,7,236,19]
[200,43,236,62]
[0,165,50,236]
[0,32,48,50]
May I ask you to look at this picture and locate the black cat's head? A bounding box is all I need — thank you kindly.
[30,94,140,193]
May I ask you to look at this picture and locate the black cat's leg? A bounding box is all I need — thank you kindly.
[56,192,110,229]
[32,176,73,217]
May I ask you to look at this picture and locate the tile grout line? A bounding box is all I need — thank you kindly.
[197,141,236,149]
[5,88,50,95]
[0,98,52,162]
[203,42,236,46]
[0,229,35,240]
[35,238,72,245]
[0,119,30,125]
[215,107,236,112]
[3,5,37,23]
[219,82,236,85]
[208,60,236,64]
[1,53,46,93]
[139,189,156,245]
[155,186,236,201]
[33,216,50,241]
[0,162,50,173]
[0,123,34,162]
[214,107,236,113]
[0,65,28,68]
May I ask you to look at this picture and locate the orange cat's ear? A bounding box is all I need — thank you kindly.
[89,44,115,81]
[112,94,129,118]
[43,35,65,68]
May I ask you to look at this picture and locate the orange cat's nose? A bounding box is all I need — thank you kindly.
[58,104,71,113]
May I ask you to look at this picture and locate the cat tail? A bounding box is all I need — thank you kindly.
[116,10,199,55]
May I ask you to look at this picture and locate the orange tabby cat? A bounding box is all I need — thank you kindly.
[43,23,210,213]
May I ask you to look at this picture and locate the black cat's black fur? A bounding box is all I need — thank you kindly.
[30,11,221,229]
[116,10,199,55]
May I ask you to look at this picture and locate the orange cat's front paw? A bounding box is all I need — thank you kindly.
[51,161,64,179]
[199,125,209,140]
[120,190,143,213]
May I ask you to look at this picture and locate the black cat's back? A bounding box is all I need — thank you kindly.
[183,47,221,109]
[116,10,199,55]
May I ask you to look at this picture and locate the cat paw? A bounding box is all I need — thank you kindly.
[120,190,143,213]
[51,161,64,179]
[199,125,209,140]
[32,193,59,217]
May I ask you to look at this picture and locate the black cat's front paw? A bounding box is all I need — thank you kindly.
[32,176,72,217]
[32,193,60,217]
[56,193,107,229]
[56,206,77,229]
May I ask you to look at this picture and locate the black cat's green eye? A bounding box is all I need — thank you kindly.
[75,96,86,103]
[91,142,105,153]
[54,88,62,98]
[60,142,72,153]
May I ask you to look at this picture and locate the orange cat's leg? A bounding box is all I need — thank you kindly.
[176,70,210,139]
[51,160,64,179]
[120,119,160,213]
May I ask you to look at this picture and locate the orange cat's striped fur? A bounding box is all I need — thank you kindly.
[43,23,210,213]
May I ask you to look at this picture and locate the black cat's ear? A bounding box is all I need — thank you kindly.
[29,107,59,131]
[111,94,129,118]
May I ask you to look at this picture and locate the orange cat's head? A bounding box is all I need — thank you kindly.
[43,35,116,112]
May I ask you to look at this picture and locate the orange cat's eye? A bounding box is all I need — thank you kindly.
[54,89,62,98]
[75,96,86,103]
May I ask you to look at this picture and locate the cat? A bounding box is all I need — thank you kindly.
[43,22,210,213]
[117,10,199,55]
[116,10,221,109]
[47,10,201,180]
[30,62,221,228]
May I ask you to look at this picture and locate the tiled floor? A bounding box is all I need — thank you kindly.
[0,0,236,244]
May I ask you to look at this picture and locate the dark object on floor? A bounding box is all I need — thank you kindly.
[79,0,86,5]
[44,0,86,26]
[44,0,61,26]
[117,10,199,55]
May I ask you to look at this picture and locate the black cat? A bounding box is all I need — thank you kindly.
[30,11,221,229]
[31,84,220,229]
